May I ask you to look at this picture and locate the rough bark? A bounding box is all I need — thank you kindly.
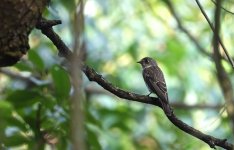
[0,0,49,67]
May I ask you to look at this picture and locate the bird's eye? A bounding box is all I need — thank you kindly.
[145,59,149,63]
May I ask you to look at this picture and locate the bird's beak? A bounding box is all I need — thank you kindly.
[137,60,141,64]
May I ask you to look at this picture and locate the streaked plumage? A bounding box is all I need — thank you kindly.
[138,57,172,116]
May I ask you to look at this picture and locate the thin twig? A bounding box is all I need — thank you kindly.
[195,0,234,68]
[212,0,234,135]
[85,86,223,109]
[211,0,234,15]
[3,68,223,110]
[36,18,73,59]
[0,68,50,86]
[83,64,231,149]
[163,0,211,58]
[36,18,234,150]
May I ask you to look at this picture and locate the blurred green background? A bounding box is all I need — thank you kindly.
[0,0,234,149]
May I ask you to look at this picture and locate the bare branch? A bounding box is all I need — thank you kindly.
[163,0,211,58]
[36,18,73,60]
[0,68,50,86]
[211,0,234,15]
[82,64,231,149]
[85,86,223,110]
[212,0,234,135]
[195,0,234,68]
[36,18,234,150]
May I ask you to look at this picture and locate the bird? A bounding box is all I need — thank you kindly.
[137,57,172,116]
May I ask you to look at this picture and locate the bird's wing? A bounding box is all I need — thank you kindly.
[144,66,169,103]
[143,67,155,92]
[154,66,167,92]
[156,81,167,93]
[155,81,169,103]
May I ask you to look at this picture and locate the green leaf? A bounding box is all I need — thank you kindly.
[157,37,187,75]
[60,0,76,11]
[39,94,57,109]
[28,50,45,71]
[86,124,102,150]
[51,65,71,99]
[14,61,33,72]
[0,101,13,118]
[3,132,30,147]
[6,90,41,108]
[6,117,28,132]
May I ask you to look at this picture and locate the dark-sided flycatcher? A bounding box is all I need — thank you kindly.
[138,57,172,116]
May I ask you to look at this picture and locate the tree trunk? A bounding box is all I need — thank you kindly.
[0,0,49,67]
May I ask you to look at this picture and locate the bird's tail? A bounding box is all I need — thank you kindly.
[161,101,172,116]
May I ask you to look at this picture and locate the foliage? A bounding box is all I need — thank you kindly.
[0,0,234,149]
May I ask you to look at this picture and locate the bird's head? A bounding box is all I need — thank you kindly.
[137,57,157,68]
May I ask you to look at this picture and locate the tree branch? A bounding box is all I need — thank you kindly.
[212,0,234,135]
[164,0,234,66]
[0,68,50,86]
[85,86,223,110]
[36,18,234,150]
[163,0,211,58]
[211,0,234,15]
[195,0,234,68]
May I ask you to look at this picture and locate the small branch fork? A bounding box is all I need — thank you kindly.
[164,0,234,68]
[36,18,234,150]
[195,0,234,68]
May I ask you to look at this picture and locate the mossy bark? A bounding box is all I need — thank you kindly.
[0,0,49,67]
